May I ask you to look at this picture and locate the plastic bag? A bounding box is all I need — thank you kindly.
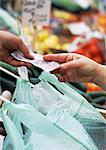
[13,73,105,149]
[0,8,19,35]
[2,78,37,150]
[1,72,105,149]
[12,78,37,107]
[32,81,58,114]
[0,108,24,150]
[1,76,99,150]
[0,101,98,150]
[39,72,106,150]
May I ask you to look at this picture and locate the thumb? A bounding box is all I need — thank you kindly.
[18,38,34,59]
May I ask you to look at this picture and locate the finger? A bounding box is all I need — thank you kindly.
[59,72,75,82]
[24,62,32,68]
[43,53,69,63]
[10,60,32,68]
[43,53,83,63]
[51,60,81,75]
[8,55,33,67]
[59,75,69,82]
[18,38,34,59]
[60,59,81,71]
[51,65,69,75]
[8,60,26,67]
[51,67,66,75]
[51,68,61,74]
[7,56,27,67]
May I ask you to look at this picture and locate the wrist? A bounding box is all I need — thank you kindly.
[93,64,106,90]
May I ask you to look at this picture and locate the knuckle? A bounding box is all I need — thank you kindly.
[67,73,71,81]
[61,65,67,70]
[64,75,68,82]
[18,38,23,44]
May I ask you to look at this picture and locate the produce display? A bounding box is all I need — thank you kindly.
[0,2,106,149]
[52,0,98,12]
[73,37,104,64]
[0,0,106,112]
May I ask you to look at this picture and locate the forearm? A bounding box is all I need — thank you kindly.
[0,44,3,61]
[0,31,4,61]
[93,64,106,90]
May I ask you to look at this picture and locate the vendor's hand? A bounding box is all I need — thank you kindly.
[0,31,34,67]
[44,53,106,90]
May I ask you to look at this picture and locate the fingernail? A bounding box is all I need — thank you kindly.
[59,77,63,82]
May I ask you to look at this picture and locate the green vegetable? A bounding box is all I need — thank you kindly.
[93,96,106,105]
[0,61,17,74]
[0,75,16,93]
[69,82,87,93]
[87,92,106,98]
[91,103,106,110]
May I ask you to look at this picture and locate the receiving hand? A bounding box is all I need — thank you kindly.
[0,31,33,67]
[44,53,106,90]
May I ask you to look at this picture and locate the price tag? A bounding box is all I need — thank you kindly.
[22,0,38,26]
[68,22,91,35]
[18,66,29,81]
[35,0,51,26]
[22,0,51,26]
[0,136,4,150]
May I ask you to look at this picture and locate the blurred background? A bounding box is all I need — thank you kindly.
[0,0,106,93]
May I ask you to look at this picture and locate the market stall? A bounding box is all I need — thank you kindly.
[0,0,106,150]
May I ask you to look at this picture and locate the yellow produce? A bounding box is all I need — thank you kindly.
[24,26,69,54]
[34,42,41,50]
[55,44,61,50]
[53,10,71,20]
[62,43,70,50]
[34,42,48,54]
[41,42,49,51]
[24,26,32,35]
[43,35,59,49]
[49,35,59,44]
[36,30,50,41]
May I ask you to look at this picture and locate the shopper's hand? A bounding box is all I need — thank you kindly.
[0,31,34,67]
[44,53,106,90]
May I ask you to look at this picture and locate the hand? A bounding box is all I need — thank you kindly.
[44,53,106,90]
[0,31,34,67]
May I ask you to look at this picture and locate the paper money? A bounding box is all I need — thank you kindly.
[12,51,60,72]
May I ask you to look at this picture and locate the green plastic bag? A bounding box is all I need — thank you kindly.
[12,78,37,107]
[1,76,99,150]
[0,100,98,150]
[11,73,105,149]
[39,72,106,150]
[0,108,25,150]
[1,71,105,149]
[0,8,19,35]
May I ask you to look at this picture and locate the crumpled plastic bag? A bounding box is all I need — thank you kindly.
[39,72,106,150]
[1,71,106,150]
[0,101,98,150]
[0,8,19,35]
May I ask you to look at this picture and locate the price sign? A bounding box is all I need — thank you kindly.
[22,0,38,26]
[35,0,51,26]
[22,0,51,26]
